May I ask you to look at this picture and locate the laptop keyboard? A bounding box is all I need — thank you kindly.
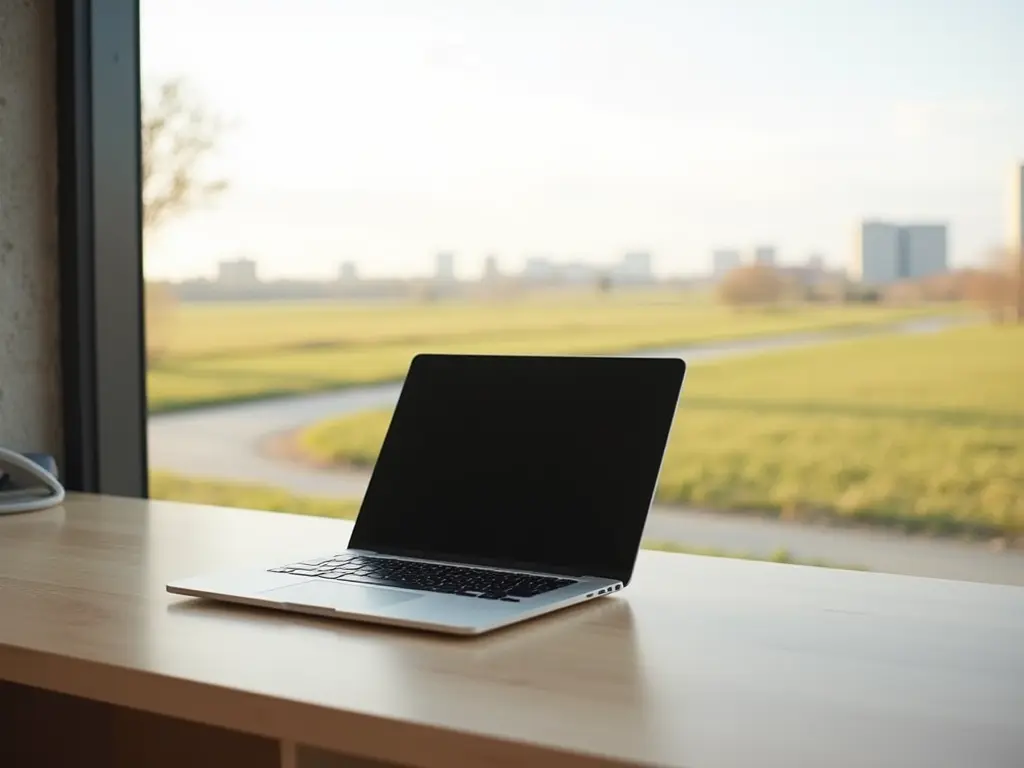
[269,554,576,601]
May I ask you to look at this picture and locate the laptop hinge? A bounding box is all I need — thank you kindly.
[347,549,599,579]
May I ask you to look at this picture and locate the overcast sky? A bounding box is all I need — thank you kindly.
[142,0,1024,280]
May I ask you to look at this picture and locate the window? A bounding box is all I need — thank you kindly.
[58,0,147,496]
[138,0,1024,585]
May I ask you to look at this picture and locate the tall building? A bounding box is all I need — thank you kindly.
[1009,162,1024,257]
[902,225,948,279]
[522,257,555,282]
[338,261,358,282]
[853,221,948,284]
[1007,163,1024,320]
[853,222,900,283]
[435,252,456,282]
[561,262,599,284]
[483,254,501,282]
[614,251,654,283]
[748,245,776,266]
[217,257,258,287]
[778,254,830,288]
[712,249,742,277]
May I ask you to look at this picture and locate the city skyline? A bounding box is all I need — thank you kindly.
[141,0,1024,281]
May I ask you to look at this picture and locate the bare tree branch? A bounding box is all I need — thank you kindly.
[142,79,228,232]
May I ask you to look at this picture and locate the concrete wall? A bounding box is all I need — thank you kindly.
[0,0,61,457]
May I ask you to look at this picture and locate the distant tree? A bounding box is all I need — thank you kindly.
[142,78,227,364]
[142,78,227,233]
[968,248,1024,324]
[718,264,786,306]
[885,268,1001,305]
[597,273,613,294]
[1010,246,1024,324]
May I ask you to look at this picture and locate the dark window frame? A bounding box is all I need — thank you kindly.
[56,0,148,497]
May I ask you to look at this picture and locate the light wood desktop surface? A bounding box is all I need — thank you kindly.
[0,494,1022,768]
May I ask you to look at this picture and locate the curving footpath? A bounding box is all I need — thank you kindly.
[148,317,1024,585]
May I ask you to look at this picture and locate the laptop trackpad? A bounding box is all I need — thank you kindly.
[263,580,422,613]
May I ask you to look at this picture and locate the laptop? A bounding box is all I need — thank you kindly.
[167,353,686,635]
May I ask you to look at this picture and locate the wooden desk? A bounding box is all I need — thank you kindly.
[1,494,1022,767]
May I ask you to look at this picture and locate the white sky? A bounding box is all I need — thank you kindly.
[141,0,1024,280]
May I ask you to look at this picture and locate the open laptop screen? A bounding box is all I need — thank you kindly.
[348,354,685,584]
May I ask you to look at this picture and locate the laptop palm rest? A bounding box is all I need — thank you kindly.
[262,580,423,612]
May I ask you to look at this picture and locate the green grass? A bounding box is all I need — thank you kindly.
[149,472,361,520]
[148,472,861,569]
[148,296,947,412]
[296,324,1024,540]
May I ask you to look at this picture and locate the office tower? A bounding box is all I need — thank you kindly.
[522,257,554,282]
[901,225,948,279]
[1009,163,1024,257]
[339,261,358,282]
[748,246,776,266]
[712,249,742,278]
[217,257,259,286]
[483,254,501,281]
[617,251,654,283]
[853,221,947,285]
[435,252,456,282]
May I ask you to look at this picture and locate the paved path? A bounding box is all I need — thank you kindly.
[642,508,1024,586]
[148,316,1024,586]
[149,316,954,488]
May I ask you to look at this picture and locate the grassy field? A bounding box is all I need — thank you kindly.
[150,472,362,519]
[147,295,944,412]
[297,324,1024,540]
[149,472,861,569]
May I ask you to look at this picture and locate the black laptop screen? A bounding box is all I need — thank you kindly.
[348,354,685,584]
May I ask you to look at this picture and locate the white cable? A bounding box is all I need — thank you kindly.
[0,447,66,515]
